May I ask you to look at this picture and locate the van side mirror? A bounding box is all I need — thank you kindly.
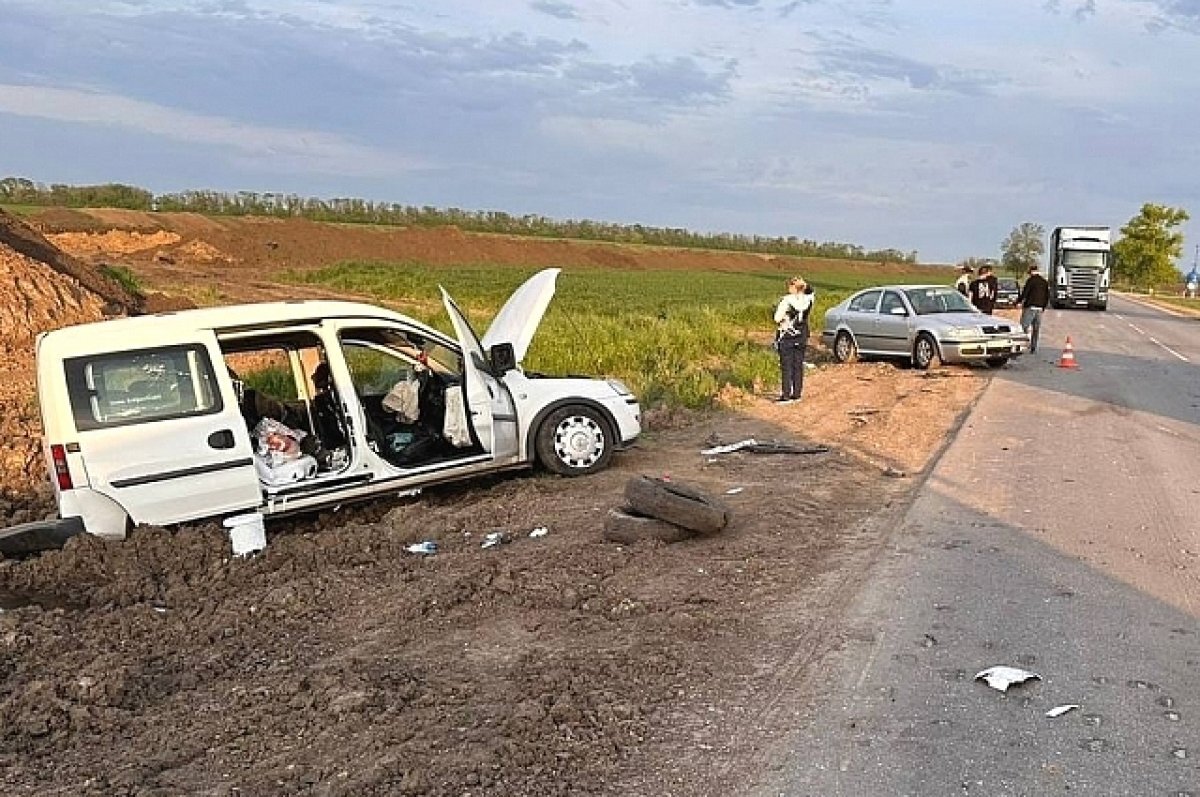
[489,342,517,374]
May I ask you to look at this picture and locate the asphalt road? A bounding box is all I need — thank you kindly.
[765,295,1200,796]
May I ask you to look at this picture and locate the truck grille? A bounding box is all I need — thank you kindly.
[1068,270,1100,297]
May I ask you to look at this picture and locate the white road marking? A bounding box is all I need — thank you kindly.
[1148,337,1190,362]
[1128,322,1146,335]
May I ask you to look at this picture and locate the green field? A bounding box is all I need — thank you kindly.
[291,262,948,407]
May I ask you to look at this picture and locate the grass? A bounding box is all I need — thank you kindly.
[100,264,144,296]
[284,262,950,408]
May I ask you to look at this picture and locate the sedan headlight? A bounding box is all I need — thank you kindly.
[607,378,632,396]
[941,326,979,340]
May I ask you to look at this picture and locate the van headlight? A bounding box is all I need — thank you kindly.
[607,378,632,396]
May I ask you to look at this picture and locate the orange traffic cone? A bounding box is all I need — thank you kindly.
[1058,336,1079,369]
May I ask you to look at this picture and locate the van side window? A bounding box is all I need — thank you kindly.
[64,345,221,431]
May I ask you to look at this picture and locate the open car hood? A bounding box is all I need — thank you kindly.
[479,268,560,363]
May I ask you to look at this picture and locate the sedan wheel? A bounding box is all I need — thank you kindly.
[833,330,858,363]
[912,333,940,370]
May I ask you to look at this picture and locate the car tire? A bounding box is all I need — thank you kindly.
[602,508,694,544]
[625,475,730,535]
[985,356,1009,368]
[535,404,613,476]
[912,333,940,370]
[833,330,859,364]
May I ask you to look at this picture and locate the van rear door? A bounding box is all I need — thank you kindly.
[62,338,261,525]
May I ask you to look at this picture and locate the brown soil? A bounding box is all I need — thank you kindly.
[0,209,987,795]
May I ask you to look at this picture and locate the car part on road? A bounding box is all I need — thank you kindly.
[975,665,1041,692]
[624,475,730,535]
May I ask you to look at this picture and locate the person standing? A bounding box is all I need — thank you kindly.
[955,265,973,296]
[969,264,999,314]
[773,276,814,404]
[1016,263,1050,353]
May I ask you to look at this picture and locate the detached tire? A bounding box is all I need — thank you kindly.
[535,404,613,476]
[603,509,694,544]
[625,476,730,535]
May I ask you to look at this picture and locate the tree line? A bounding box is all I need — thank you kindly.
[0,176,918,264]
[958,203,1190,289]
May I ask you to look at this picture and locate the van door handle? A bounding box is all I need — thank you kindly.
[208,429,236,449]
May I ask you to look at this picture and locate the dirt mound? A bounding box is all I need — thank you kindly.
[0,209,139,317]
[46,229,180,258]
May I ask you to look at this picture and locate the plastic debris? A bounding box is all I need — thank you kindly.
[529,527,549,538]
[481,532,509,549]
[1045,704,1080,718]
[701,439,758,456]
[405,541,438,555]
[701,438,830,456]
[975,666,1042,692]
[725,487,745,495]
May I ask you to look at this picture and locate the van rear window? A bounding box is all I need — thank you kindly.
[64,345,222,431]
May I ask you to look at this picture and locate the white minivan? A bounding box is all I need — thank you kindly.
[25,268,641,541]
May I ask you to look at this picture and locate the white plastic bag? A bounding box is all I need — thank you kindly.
[254,417,307,468]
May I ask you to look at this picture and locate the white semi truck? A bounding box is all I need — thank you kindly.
[1049,226,1111,310]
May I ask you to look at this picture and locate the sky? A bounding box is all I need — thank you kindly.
[1,0,1199,265]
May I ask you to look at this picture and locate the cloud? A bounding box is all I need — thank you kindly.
[0,84,423,177]
[1140,0,1200,31]
[692,0,762,7]
[801,37,1008,96]
[530,0,580,20]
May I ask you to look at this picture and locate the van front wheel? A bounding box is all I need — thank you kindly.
[536,405,613,476]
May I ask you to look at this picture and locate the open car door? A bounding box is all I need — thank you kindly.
[441,289,519,461]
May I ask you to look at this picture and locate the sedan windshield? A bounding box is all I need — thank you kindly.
[903,287,974,315]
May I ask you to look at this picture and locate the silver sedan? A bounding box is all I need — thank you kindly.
[820,285,1029,369]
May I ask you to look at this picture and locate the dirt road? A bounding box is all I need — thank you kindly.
[0,210,990,795]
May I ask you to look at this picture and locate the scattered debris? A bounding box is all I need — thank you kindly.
[223,514,267,557]
[529,526,548,538]
[481,532,509,549]
[625,475,731,535]
[405,541,438,555]
[724,487,744,495]
[882,466,907,478]
[603,508,694,545]
[975,665,1042,692]
[700,438,829,456]
[1046,704,1080,718]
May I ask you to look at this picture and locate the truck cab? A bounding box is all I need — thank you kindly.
[1050,226,1111,310]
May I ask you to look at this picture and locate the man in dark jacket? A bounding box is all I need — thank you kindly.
[968,264,999,314]
[1016,264,1050,353]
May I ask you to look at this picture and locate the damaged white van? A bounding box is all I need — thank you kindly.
[28,268,641,541]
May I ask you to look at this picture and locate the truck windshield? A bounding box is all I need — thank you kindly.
[902,287,973,315]
[1062,251,1107,269]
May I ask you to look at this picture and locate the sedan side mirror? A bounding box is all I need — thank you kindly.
[889,306,908,316]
